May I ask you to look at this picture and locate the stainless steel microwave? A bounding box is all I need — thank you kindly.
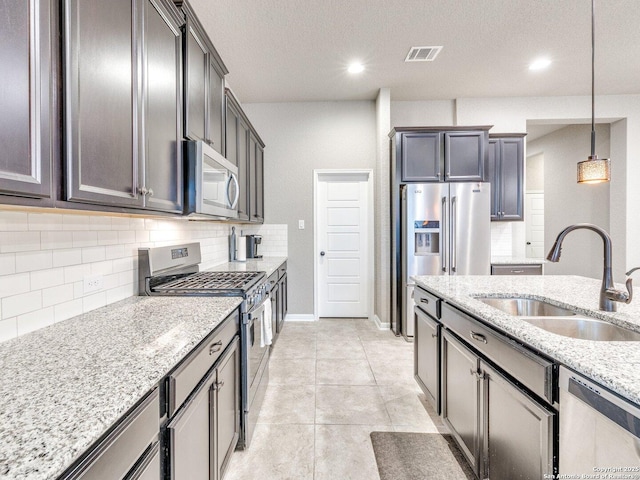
[184,141,239,219]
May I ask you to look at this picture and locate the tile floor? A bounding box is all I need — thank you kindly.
[224,318,446,480]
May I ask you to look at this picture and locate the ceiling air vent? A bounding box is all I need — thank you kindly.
[405,46,443,62]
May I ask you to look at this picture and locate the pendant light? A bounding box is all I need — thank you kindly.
[577,0,611,184]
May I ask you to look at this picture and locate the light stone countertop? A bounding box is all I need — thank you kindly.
[412,275,640,405]
[491,256,546,265]
[204,256,287,278]
[0,295,242,480]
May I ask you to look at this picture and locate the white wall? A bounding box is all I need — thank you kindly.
[528,125,611,279]
[243,101,377,316]
[526,152,544,192]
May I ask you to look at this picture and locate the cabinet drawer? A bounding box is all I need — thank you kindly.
[440,303,554,403]
[168,310,239,416]
[64,388,159,480]
[491,264,542,275]
[414,287,440,319]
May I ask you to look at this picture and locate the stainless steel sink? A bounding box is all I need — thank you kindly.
[476,297,576,317]
[521,317,640,341]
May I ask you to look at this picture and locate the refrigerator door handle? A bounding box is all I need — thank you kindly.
[441,196,447,272]
[451,195,457,273]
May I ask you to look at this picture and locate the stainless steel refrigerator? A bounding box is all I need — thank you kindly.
[401,183,491,338]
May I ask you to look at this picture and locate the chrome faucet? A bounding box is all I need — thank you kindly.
[546,223,632,311]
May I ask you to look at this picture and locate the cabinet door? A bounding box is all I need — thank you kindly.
[498,137,524,221]
[486,139,500,220]
[414,307,440,413]
[444,131,485,182]
[183,16,207,142]
[127,442,160,480]
[208,61,225,155]
[254,145,264,222]
[401,133,441,182]
[167,368,215,480]
[270,283,279,339]
[142,0,183,213]
[236,118,250,221]
[214,338,240,479]
[225,101,238,167]
[281,274,288,320]
[0,0,54,200]
[482,361,555,479]
[442,330,481,475]
[65,0,141,207]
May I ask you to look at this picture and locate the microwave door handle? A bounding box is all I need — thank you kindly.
[227,173,240,209]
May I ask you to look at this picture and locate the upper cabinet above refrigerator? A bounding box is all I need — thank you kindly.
[390,127,491,183]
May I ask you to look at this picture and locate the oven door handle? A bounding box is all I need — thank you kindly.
[248,297,268,321]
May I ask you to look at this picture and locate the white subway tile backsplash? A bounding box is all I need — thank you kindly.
[42,284,75,308]
[0,318,17,342]
[41,231,74,250]
[0,232,41,253]
[2,291,42,319]
[53,249,82,268]
[30,268,65,290]
[54,299,83,323]
[0,254,15,275]
[0,273,31,298]
[72,231,98,247]
[81,246,106,264]
[16,251,53,273]
[0,208,286,342]
[17,307,55,336]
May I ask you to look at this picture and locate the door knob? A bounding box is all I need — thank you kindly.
[320,251,325,256]
[526,241,531,245]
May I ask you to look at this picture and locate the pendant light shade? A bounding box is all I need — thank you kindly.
[577,155,610,183]
[578,0,611,184]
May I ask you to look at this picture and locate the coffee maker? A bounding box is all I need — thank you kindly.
[245,235,262,259]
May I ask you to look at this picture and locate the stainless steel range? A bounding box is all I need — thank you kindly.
[138,243,270,449]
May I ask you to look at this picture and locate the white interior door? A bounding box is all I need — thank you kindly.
[525,192,545,258]
[317,173,370,318]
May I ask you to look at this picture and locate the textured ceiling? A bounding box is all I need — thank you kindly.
[190,0,640,103]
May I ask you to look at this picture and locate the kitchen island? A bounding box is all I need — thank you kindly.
[0,295,242,480]
[413,274,640,404]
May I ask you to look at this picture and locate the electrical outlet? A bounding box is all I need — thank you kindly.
[84,275,104,293]
[298,220,305,230]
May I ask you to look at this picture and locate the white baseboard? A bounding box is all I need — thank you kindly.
[373,314,390,330]
[284,314,317,322]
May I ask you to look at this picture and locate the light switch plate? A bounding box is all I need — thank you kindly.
[298,220,305,230]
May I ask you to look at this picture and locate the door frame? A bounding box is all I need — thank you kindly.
[313,169,374,320]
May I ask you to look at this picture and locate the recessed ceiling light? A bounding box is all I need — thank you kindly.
[348,63,364,74]
[529,58,551,71]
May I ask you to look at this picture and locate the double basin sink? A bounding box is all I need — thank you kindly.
[476,297,640,341]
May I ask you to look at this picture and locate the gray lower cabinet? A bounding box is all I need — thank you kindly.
[487,134,525,221]
[438,301,557,478]
[167,336,240,480]
[482,361,555,479]
[64,0,184,213]
[414,306,440,413]
[59,388,160,480]
[442,330,482,475]
[0,0,56,202]
[491,264,543,275]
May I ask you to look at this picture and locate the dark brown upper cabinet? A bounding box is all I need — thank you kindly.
[64,0,184,213]
[0,0,57,204]
[487,134,525,221]
[177,0,228,157]
[391,127,491,183]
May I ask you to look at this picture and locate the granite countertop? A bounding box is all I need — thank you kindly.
[412,275,640,405]
[0,295,242,480]
[204,256,287,278]
[491,256,546,265]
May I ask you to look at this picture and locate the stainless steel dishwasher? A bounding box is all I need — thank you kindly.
[559,366,640,473]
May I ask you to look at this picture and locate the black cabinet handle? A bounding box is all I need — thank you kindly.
[209,341,223,355]
[470,331,488,344]
[420,297,429,304]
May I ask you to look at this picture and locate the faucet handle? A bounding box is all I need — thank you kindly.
[624,277,633,304]
[605,279,632,305]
